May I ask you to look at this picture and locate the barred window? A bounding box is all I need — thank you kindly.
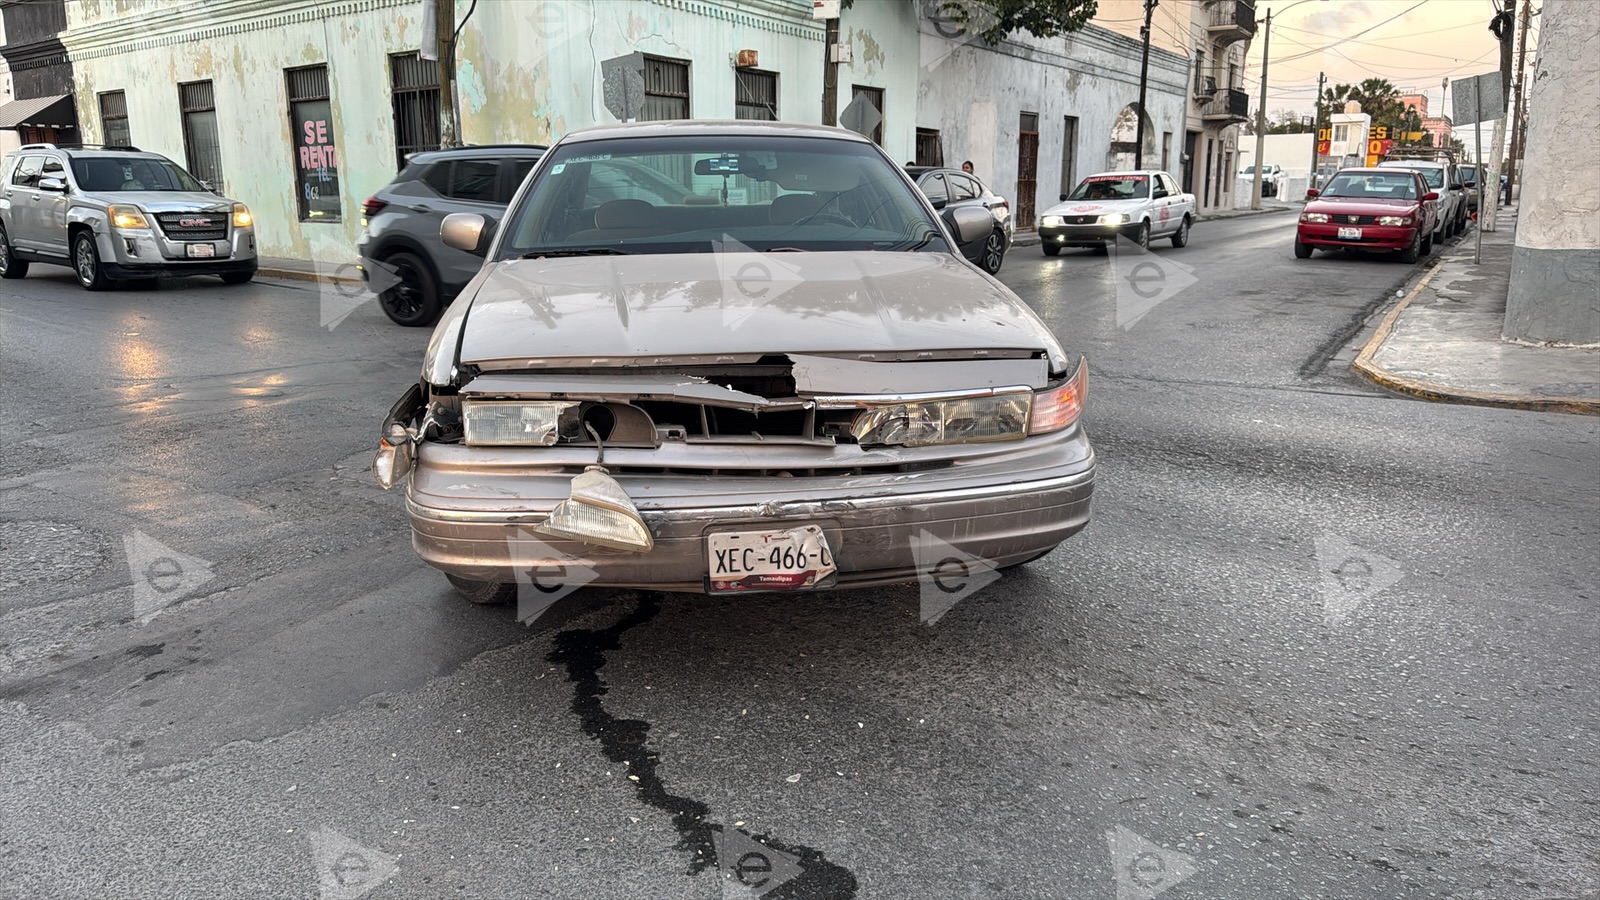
[735,69,777,121]
[99,91,130,147]
[390,52,440,171]
[179,80,223,190]
[642,56,690,121]
[286,65,340,221]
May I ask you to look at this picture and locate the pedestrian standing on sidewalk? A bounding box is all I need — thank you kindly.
[961,160,975,175]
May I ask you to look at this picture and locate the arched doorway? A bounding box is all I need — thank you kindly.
[1107,103,1155,171]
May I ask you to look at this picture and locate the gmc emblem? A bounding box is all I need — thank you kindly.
[178,217,211,227]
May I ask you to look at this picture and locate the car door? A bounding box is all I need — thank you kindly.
[1149,175,1176,235]
[4,155,44,249]
[35,155,71,257]
[417,157,506,288]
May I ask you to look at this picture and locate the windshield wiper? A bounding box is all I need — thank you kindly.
[517,247,633,258]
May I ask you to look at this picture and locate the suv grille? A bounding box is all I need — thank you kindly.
[154,212,228,242]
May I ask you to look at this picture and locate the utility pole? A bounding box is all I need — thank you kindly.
[1134,0,1157,169]
[437,0,457,147]
[1307,70,1324,192]
[1504,0,1531,206]
[1250,7,1272,209]
[821,15,840,126]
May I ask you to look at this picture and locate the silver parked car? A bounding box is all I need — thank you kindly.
[0,143,256,289]
[373,120,1095,602]
[1377,157,1468,241]
[358,144,546,326]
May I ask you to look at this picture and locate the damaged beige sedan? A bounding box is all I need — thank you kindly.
[374,121,1095,601]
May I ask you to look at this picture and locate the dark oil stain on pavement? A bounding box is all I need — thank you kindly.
[548,592,858,899]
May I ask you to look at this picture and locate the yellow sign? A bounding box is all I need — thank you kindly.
[1402,131,1425,141]
[1367,139,1385,155]
[1318,128,1332,141]
[1366,154,1380,167]
[1372,126,1389,139]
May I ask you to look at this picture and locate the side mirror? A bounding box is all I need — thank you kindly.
[942,205,992,245]
[37,176,66,193]
[1450,183,1464,191]
[1423,191,1439,202]
[1059,194,1069,202]
[441,212,495,256]
[1305,188,1319,198]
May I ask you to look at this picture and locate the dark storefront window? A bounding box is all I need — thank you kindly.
[287,65,339,221]
[179,80,223,190]
[99,91,130,147]
[642,56,690,121]
[390,52,440,171]
[734,69,776,121]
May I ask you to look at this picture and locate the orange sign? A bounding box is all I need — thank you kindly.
[1317,140,1331,155]
[1366,154,1380,167]
[1367,139,1384,155]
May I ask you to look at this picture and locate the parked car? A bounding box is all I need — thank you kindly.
[1378,158,1467,240]
[1459,163,1485,212]
[358,144,546,325]
[1239,163,1283,197]
[1294,167,1439,262]
[372,121,1095,603]
[1035,170,1195,255]
[904,165,1012,274]
[0,143,257,290]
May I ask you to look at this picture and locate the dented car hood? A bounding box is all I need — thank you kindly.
[452,251,1064,370]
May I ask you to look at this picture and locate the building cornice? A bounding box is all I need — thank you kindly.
[60,0,408,59]
[646,0,824,40]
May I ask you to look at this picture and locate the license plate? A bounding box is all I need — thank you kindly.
[707,525,837,593]
[186,243,216,258]
[1337,227,1362,240]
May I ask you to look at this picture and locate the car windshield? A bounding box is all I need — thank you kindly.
[1067,175,1149,201]
[1318,172,1419,201]
[496,135,947,258]
[1385,165,1445,188]
[70,156,206,192]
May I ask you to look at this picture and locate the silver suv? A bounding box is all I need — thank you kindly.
[0,143,257,290]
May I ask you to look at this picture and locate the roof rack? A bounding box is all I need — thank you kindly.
[17,142,143,152]
[1382,146,1456,163]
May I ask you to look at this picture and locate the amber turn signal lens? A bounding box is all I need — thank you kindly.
[1029,358,1087,434]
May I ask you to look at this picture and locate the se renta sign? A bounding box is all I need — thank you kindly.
[292,100,341,221]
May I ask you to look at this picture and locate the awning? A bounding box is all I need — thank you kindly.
[0,95,75,130]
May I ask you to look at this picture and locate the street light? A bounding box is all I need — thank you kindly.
[1251,0,1328,209]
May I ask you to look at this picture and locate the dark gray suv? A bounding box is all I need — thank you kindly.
[358,144,545,326]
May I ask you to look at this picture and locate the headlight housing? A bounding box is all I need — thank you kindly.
[1301,213,1330,223]
[1377,215,1412,226]
[1100,213,1128,225]
[108,205,149,230]
[462,400,579,446]
[1040,215,1063,228]
[232,203,253,228]
[850,390,1032,447]
[1029,357,1088,434]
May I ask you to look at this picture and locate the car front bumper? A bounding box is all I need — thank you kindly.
[403,428,1096,592]
[99,225,257,278]
[1296,222,1418,252]
[1037,223,1139,247]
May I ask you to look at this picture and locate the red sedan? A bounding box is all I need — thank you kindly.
[1294,168,1439,262]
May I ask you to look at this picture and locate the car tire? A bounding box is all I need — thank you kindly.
[1041,244,1061,257]
[1293,239,1313,259]
[377,251,443,327]
[73,231,114,291]
[1133,221,1150,250]
[980,229,1006,274]
[1398,232,1421,264]
[220,271,254,285]
[1170,216,1191,248]
[445,575,516,605]
[0,224,28,280]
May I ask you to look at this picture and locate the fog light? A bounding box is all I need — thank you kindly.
[536,465,653,552]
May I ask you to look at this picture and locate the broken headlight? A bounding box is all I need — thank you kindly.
[850,390,1032,447]
[461,401,579,446]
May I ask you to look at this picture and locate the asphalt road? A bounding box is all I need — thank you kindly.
[2,215,1596,900]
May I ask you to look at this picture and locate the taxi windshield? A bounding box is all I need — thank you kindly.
[1068,176,1149,201]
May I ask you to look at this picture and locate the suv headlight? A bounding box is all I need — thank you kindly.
[108,205,149,230]
[1377,215,1412,226]
[462,401,580,446]
[232,203,253,227]
[851,390,1032,447]
[1100,213,1127,225]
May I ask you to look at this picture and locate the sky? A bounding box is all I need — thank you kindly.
[1239,0,1540,123]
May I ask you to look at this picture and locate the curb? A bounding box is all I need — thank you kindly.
[1198,206,1295,222]
[1351,262,1600,416]
[258,267,361,286]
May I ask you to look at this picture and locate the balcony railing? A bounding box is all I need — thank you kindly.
[1201,88,1250,123]
[1206,0,1257,45]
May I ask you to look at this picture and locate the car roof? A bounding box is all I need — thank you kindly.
[1377,160,1446,168]
[407,144,547,163]
[1081,170,1165,178]
[559,119,873,145]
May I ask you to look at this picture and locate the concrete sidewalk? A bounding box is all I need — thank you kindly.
[1011,202,1293,247]
[1353,207,1600,414]
[257,255,360,285]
